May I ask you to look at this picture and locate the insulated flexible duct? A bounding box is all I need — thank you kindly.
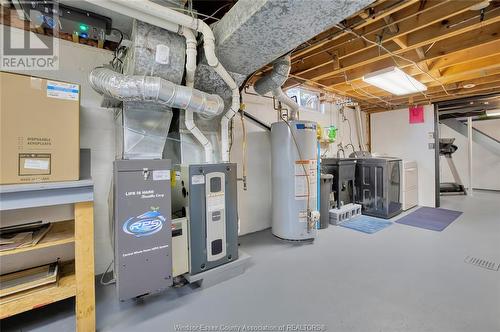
[253,55,300,119]
[89,68,224,118]
[254,55,291,95]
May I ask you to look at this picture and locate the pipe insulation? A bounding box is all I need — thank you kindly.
[253,55,301,120]
[180,27,214,163]
[89,68,224,118]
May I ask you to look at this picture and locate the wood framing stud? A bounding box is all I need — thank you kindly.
[74,201,96,332]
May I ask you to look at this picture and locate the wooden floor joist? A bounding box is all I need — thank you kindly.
[270,0,500,112]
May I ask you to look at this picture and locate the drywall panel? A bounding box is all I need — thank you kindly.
[371,106,436,207]
[440,119,500,191]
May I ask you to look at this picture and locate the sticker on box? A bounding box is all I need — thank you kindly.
[192,174,205,185]
[24,159,49,170]
[47,81,79,101]
[153,170,170,181]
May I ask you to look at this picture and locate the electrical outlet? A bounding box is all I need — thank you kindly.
[428,143,435,149]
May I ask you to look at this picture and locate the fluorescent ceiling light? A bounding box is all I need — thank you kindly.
[485,109,500,117]
[362,66,427,96]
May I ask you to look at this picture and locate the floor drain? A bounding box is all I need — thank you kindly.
[465,256,499,271]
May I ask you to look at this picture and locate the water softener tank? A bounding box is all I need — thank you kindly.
[271,120,318,241]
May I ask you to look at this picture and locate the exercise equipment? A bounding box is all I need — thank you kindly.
[439,138,467,195]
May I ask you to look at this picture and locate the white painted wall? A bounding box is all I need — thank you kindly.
[231,88,368,234]
[440,119,500,191]
[370,105,436,207]
[5,28,116,274]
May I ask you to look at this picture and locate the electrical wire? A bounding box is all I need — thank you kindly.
[110,28,127,73]
[202,3,233,21]
[290,0,446,65]
[336,24,451,97]
[100,260,116,285]
[164,6,223,21]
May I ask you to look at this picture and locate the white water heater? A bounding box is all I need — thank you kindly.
[271,120,318,241]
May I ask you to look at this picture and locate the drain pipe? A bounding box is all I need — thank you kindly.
[180,27,214,163]
[254,54,300,120]
[354,105,366,151]
[271,87,300,120]
[89,68,224,118]
[97,0,240,162]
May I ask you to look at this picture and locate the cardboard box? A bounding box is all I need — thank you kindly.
[0,72,80,184]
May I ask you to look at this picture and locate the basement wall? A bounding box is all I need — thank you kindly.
[370,105,436,207]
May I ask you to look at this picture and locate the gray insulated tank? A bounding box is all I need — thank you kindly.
[271,121,318,241]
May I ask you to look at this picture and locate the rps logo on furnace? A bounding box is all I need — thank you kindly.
[122,208,165,237]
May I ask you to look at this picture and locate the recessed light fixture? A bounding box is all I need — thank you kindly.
[463,83,476,89]
[485,109,500,117]
[362,66,427,96]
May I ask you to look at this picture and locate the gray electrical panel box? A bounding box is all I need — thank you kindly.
[113,159,172,301]
[172,163,239,275]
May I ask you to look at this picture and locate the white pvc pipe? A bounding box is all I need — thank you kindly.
[180,27,214,163]
[85,0,180,33]
[215,68,240,162]
[354,105,365,151]
[108,0,240,162]
[272,87,300,120]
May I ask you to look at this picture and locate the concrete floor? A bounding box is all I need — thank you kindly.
[2,191,499,332]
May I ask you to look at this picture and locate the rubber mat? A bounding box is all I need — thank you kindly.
[339,215,393,234]
[395,206,462,231]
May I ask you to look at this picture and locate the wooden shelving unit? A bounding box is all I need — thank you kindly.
[0,220,75,257]
[0,180,95,331]
[0,262,76,318]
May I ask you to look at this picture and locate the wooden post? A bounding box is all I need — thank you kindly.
[74,201,95,331]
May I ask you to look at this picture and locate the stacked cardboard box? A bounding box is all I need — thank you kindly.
[0,72,80,184]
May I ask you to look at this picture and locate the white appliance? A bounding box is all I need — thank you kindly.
[401,160,418,210]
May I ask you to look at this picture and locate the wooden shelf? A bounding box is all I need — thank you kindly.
[0,262,76,319]
[0,220,75,257]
